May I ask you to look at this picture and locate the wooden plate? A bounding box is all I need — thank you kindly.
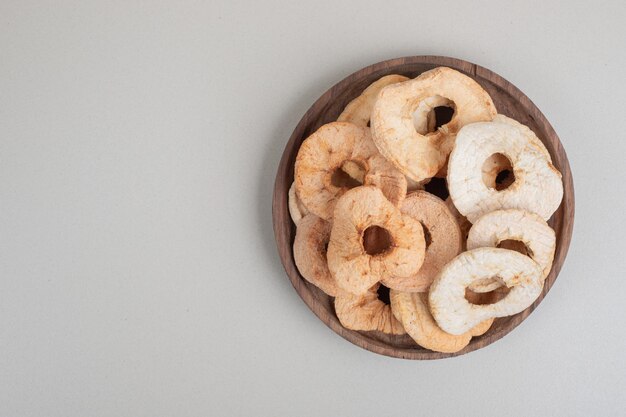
[272,56,574,359]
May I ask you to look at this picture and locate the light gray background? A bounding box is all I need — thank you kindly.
[1,1,624,416]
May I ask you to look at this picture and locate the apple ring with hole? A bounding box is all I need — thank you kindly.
[327,186,425,295]
[481,115,551,190]
[338,74,409,127]
[448,118,563,223]
[293,214,339,297]
[335,284,406,335]
[381,191,462,292]
[429,247,544,335]
[371,67,496,182]
[466,209,556,293]
[295,122,406,220]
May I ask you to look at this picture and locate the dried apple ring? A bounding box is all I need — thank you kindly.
[338,75,425,193]
[338,74,409,127]
[381,191,462,292]
[429,247,544,335]
[335,284,405,335]
[481,115,551,190]
[494,115,551,160]
[466,209,556,292]
[390,290,492,353]
[288,182,309,225]
[448,118,563,223]
[295,122,407,220]
[293,214,339,296]
[444,197,472,250]
[371,67,496,182]
[327,186,425,295]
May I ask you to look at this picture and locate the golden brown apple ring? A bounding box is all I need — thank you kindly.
[381,191,462,292]
[295,122,406,220]
[444,197,472,250]
[293,214,339,296]
[288,182,309,225]
[390,290,492,353]
[371,67,496,182]
[335,284,405,335]
[338,74,409,127]
[327,186,425,295]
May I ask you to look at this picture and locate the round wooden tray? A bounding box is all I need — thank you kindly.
[272,56,574,359]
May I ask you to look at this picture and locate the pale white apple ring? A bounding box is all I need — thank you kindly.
[448,118,563,223]
[429,247,544,335]
[466,209,556,292]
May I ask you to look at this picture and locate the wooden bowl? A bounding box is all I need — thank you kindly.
[272,56,574,359]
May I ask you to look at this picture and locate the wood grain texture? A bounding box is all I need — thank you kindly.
[272,56,575,360]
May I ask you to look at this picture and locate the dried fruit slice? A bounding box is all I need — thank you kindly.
[288,182,309,226]
[381,191,462,292]
[327,186,426,295]
[390,290,492,353]
[335,285,405,335]
[337,76,426,193]
[295,122,407,220]
[466,209,556,292]
[445,197,472,250]
[481,115,552,190]
[448,118,563,223]
[338,74,409,127]
[371,67,496,182]
[494,115,551,160]
[293,214,339,296]
[429,248,544,335]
